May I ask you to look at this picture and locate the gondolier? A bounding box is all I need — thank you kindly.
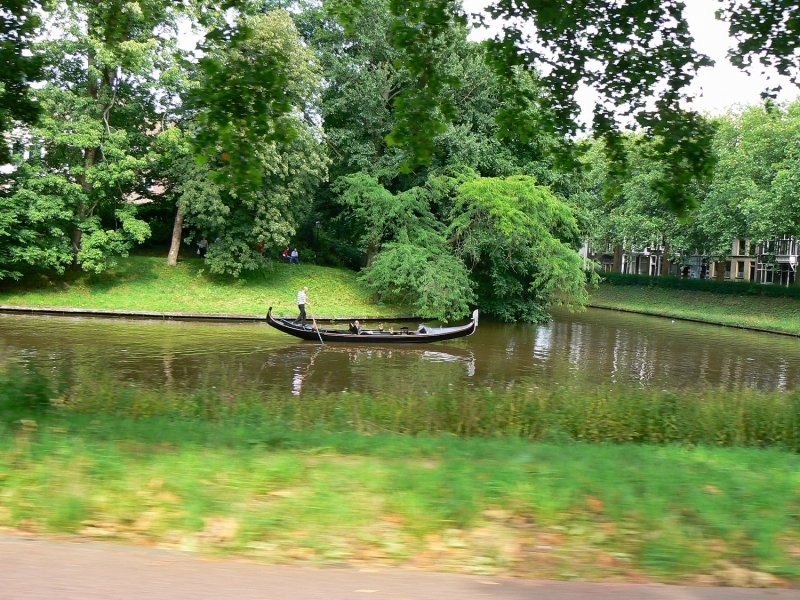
[295,286,309,326]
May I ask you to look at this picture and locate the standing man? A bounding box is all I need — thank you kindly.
[295,286,309,326]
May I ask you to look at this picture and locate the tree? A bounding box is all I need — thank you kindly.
[180,10,328,276]
[331,170,477,321]
[448,175,591,322]
[0,0,191,277]
[332,0,800,212]
[580,135,705,275]
[304,0,583,270]
[696,101,800,255]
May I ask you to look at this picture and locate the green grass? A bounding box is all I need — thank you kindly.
[0,256,408,318]
[2,366,799,586]
[589,282,800,336]
[1,415,797,586]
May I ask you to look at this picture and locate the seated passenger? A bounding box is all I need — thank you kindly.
[349,319,361,334]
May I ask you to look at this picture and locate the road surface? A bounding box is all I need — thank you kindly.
[1,537,798,600]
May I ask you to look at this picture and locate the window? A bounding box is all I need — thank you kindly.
[738,239,747,255]
[736,261,745,279]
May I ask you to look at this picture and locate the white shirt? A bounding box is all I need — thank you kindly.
[297,290,307,305]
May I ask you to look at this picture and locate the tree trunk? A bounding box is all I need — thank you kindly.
[366,244,379,267]
[72,42,99,267]
[72,146,96,266]
[612,244,623,273]
[661,241,671,277]
[166,205,184,266]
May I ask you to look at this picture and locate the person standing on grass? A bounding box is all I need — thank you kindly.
[295,286,309,326]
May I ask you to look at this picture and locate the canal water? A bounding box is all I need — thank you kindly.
[1,308,799,398]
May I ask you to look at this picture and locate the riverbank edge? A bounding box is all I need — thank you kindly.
[3,302,799,338]
[0,304,421,323]
[587,301,800,338]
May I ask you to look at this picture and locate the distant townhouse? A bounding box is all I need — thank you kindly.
[586,236,798,286]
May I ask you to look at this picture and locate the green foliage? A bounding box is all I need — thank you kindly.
[577,134,707,265]
[450,176,591,322]
[328,0,466,171]
[577,100,800,275]
[332,173,591,322]
[0,0,192,277]
[722,0,800,89]
[333,173,440,254]
[696,102,800,254]
[0,0,43,163]
[190,10,323,192]
[0,169,76,279]
[332,173,474,319]
[601,272,800,299]
[358,242,474,321]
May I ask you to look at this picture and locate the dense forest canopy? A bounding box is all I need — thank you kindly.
[0,0,799,321]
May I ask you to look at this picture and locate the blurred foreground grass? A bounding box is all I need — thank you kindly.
[1,366,799,587]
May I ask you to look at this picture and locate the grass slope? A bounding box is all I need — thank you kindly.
[0,256,407,318]
[589,283,800,336]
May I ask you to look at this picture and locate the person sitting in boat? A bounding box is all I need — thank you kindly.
[349,320,361,334]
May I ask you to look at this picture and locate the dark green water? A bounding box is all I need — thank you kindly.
[1,308,799,396]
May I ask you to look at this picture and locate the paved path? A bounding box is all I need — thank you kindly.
[1,538,798,600]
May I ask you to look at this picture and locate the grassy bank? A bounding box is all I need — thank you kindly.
[0,256,406,318]
[2,368,799,586]
[589,283,800,336]
[3,255,800,335]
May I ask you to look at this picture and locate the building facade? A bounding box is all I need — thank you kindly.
[587,237,798,285]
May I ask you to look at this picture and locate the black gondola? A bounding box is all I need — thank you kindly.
[266,307,478,343]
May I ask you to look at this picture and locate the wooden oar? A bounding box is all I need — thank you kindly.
[309,312,324,345]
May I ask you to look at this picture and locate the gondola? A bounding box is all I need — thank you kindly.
[266,307,478,344]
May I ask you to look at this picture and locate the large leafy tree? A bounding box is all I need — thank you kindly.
[334,0,800,212]
[0,0,189,277]
[304,0,582,268]
[449,175,591,322]
[696,101,800,255]
[179,9,328,276]
[580,135,703,273]
[335,171,591,322]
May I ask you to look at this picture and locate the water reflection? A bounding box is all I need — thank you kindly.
[0,308,799,397]
[271,343,477,396]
